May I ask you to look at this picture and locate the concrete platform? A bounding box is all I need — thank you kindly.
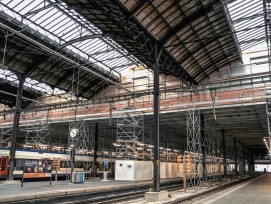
[193,173,271,204]
[0,180,21,184]
[0,178,179,203]
[129,176,259,204]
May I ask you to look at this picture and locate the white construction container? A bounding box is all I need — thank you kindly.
[160,162,178,178]
[160,162,168,178]
[115,160,153,181]
[171,163,177,178]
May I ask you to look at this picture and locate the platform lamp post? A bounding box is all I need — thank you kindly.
[8,74,25,181]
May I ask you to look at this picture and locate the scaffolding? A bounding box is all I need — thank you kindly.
[23,121,51,150]
[205,120,223,182]
[115,111,145,160]
[186,107,202,188]
[67,119,93,181]
[0,128,12,148]
[225,135,236,178]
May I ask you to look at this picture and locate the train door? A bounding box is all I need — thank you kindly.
[0,157,9,178]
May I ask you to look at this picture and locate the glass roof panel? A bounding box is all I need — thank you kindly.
[0,68,62,94]
[226,0,266,52]
[0,0,140,75]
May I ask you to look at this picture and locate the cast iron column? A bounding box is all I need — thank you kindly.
[0,129,3,148]
[249,154,255,172]
[93,123,98,178]
[233,137,238,175]
[153,44,161,192]
[200,114,207,182]
[222,129,227,177]
[242,149,246,175]
[70,147,75,180]
[8,74,25,181]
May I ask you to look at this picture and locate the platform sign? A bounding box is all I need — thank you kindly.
[23,159,52,178]
[104,160,108,168]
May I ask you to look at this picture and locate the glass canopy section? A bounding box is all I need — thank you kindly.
[225,0,267,52]
[218,0,270,78]
[0,69,65,94]
[0,0,140,74]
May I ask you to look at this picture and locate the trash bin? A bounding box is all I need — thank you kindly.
[72,172,85,183]
[101,171,109,181]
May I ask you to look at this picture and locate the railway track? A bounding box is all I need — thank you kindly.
[8,180,182,204]
[62,183,183,204]
[64,175,260,204]
[7,175,260,204]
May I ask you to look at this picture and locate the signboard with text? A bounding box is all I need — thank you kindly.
[23,159,52,178]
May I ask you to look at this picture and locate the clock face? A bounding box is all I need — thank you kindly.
[70,128,79,138]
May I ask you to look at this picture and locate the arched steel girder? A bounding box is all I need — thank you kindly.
[59,33,116,48]
[194,52,239,81]
[64,0,198,85]
[157,0,219,48]
[177,36,232,66]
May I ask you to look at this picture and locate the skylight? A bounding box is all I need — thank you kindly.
[0,0,140,74]
[0,68,65,94]
[226,0,267,52]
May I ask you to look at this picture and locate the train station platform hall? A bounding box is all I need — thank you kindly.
[0,174,271,203]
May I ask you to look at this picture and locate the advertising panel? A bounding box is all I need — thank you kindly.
[23,159,52,178]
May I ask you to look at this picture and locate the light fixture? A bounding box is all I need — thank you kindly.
[52,146,64,149]
[23,144,32,148]
[38,144,48,147]
[112,143,121,147]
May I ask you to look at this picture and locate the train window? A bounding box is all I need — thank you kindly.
[61,161,67,168]
[1,158,6,170]
[15,159,24,170]
[75,161,83,168]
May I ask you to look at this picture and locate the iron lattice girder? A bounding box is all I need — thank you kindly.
[63,0,198,85]
[238,37,267,45]
[23,2,58,17]
[232,13,265,24]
